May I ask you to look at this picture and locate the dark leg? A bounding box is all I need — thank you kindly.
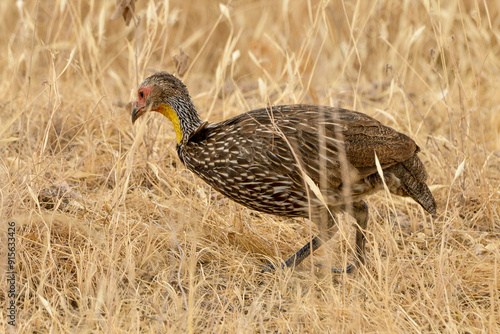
[350,200,369,267]
[284,236,323,268]
[262,211,352,273]
[262,232,354,274]
[261,236,322,273]
[261,201,369,274]
[283,235,355,273]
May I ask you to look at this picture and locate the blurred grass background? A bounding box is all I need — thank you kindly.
[0,0,499,332]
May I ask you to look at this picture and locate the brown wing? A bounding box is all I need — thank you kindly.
[234,105,418,185]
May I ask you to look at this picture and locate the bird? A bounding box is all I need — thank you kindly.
[131,72,437,273]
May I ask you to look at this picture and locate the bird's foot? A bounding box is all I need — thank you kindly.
[328,257,368,273]
[261,261,362,274]
[260,262,285,273]
[314,263,356,274]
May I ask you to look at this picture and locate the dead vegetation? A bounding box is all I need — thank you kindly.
[0,0,499,332]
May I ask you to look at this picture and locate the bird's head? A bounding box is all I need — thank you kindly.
[132,72,200,143]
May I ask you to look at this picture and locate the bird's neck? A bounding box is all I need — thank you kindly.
[158,99,203,144]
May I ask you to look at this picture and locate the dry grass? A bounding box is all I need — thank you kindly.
[1,0,499,332]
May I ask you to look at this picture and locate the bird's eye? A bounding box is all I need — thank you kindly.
[139,91,144,99]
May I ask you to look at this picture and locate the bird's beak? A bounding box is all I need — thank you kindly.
[131,106,144,124]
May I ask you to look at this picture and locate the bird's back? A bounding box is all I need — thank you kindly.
[178,105,435,216]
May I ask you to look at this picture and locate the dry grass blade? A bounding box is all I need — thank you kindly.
[111,0,137,26]
[172,47,189,77]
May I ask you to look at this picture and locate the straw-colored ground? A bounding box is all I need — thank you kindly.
[1,0,499,332]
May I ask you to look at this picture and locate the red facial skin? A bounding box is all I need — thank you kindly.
[131,85,153,123]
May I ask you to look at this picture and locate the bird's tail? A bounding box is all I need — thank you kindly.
[385,155,437,215]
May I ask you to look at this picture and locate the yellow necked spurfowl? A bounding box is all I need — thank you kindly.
[132,72,436,272]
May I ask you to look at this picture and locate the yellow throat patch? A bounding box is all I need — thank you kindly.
[158,104,182,143]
